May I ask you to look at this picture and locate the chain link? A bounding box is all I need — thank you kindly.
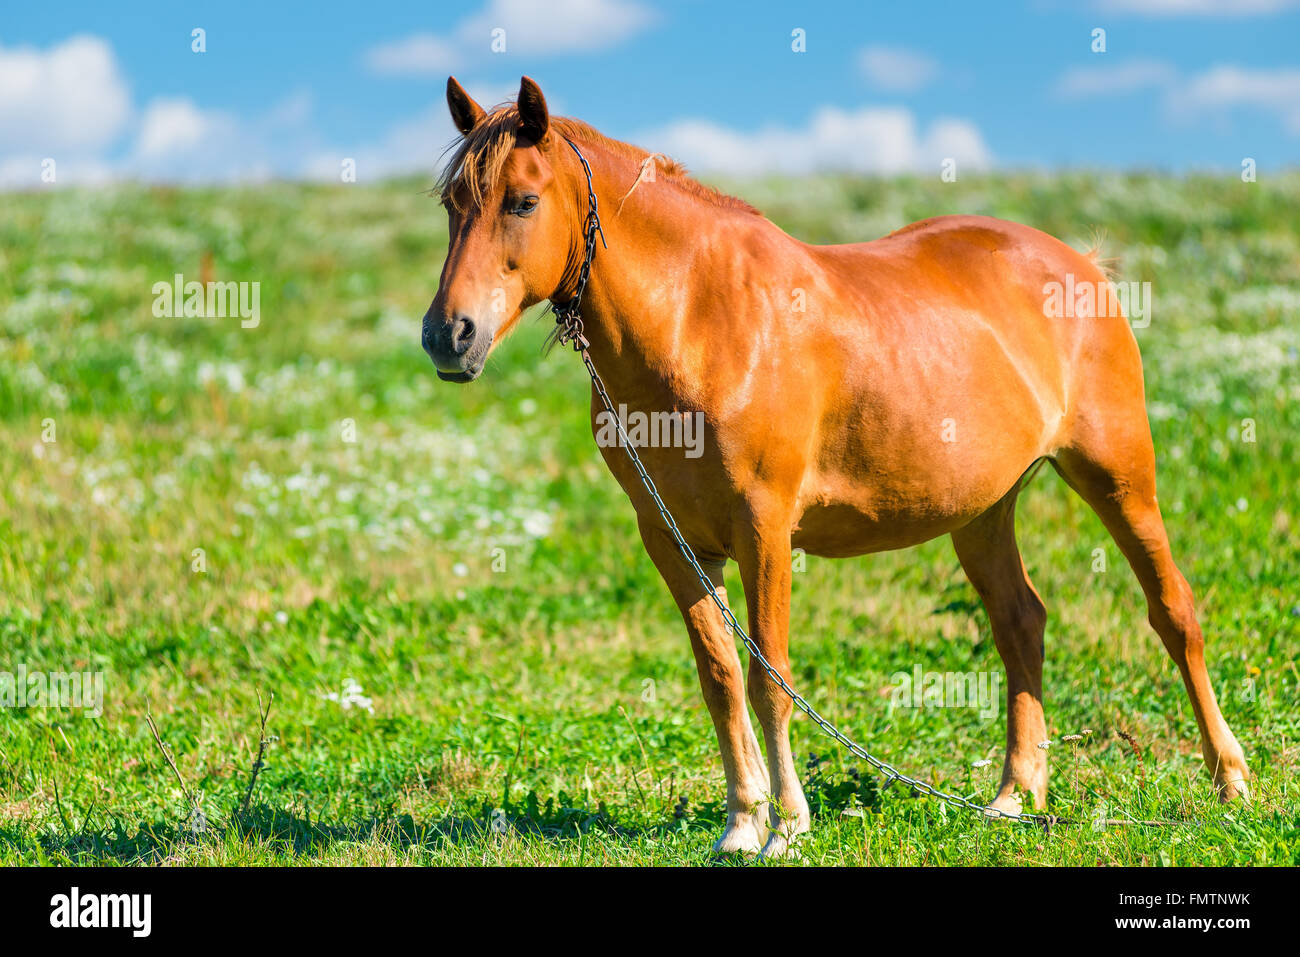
[551,138,606,353]
[550,137,1063,830]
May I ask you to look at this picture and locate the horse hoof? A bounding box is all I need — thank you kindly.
[1217,778,1250,803]
[759,832,803,861]
[984,793,1024,819]
[712,818,764,856]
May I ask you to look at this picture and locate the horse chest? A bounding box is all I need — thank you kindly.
[590,413,736,553]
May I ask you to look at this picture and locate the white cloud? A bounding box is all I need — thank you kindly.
[365,34,462,76]
[0,31,535,188]
[0,154,114,188]
[1175,65,1300,134]
[1096,0,1300,15]
[0,34,297,185]
[128,101,268,180]
[461,0,656,54]
[264,89,314,128]
[0,34,131,153]
[857,46,939,92]
[126,91,321,182]
[302,82,528,182]
[307,92,975,184]
[134,98,227,159]
[1054,59,1177,97]
[365,0,656,76]
[1054,58,1300,135]
[639,107,992,176]
[305,105,452,181]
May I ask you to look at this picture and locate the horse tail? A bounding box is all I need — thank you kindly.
[1083,227,1120,280]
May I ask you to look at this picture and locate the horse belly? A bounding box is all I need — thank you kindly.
[792,496,987,557]
[791,402,1050,557]
[788,301,1069,556]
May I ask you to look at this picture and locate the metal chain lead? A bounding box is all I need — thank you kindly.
[551,138,1061,830]
[551,138,606,352]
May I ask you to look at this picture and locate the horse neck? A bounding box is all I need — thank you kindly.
[560,140,757,393]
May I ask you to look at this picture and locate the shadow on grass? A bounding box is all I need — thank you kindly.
[0,759,887,864]
[0,795,720,865]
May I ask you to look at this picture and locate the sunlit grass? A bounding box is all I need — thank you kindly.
[0,171,1296,865]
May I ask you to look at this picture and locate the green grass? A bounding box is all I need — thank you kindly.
[1,171,1297,865]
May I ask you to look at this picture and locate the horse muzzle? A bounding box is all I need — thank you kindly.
[423,309,492,382]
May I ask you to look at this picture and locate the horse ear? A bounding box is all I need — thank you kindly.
[516,76,549,143]
[446,77,485,136]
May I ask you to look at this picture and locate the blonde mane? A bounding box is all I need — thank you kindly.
[437,105,759,216]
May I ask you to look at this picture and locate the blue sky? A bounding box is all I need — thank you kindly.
[2,0,1298,185]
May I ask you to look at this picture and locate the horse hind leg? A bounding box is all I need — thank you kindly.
[1051,439,1250,802]
[950,485,1050,814]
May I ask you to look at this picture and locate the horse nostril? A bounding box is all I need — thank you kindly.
[451,316,476,354]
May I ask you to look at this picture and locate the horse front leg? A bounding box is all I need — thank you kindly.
[637,517,770,855]
[733,508,811,859]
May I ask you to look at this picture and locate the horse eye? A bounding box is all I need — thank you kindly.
[511,195,539,217]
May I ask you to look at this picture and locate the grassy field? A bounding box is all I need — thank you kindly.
[1,170,1297,866]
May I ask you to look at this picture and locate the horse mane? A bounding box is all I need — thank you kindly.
[437,104,760,216]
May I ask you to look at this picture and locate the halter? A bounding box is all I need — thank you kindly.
[550,137,606,352]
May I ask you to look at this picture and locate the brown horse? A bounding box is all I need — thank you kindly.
[423,76,1250,857]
